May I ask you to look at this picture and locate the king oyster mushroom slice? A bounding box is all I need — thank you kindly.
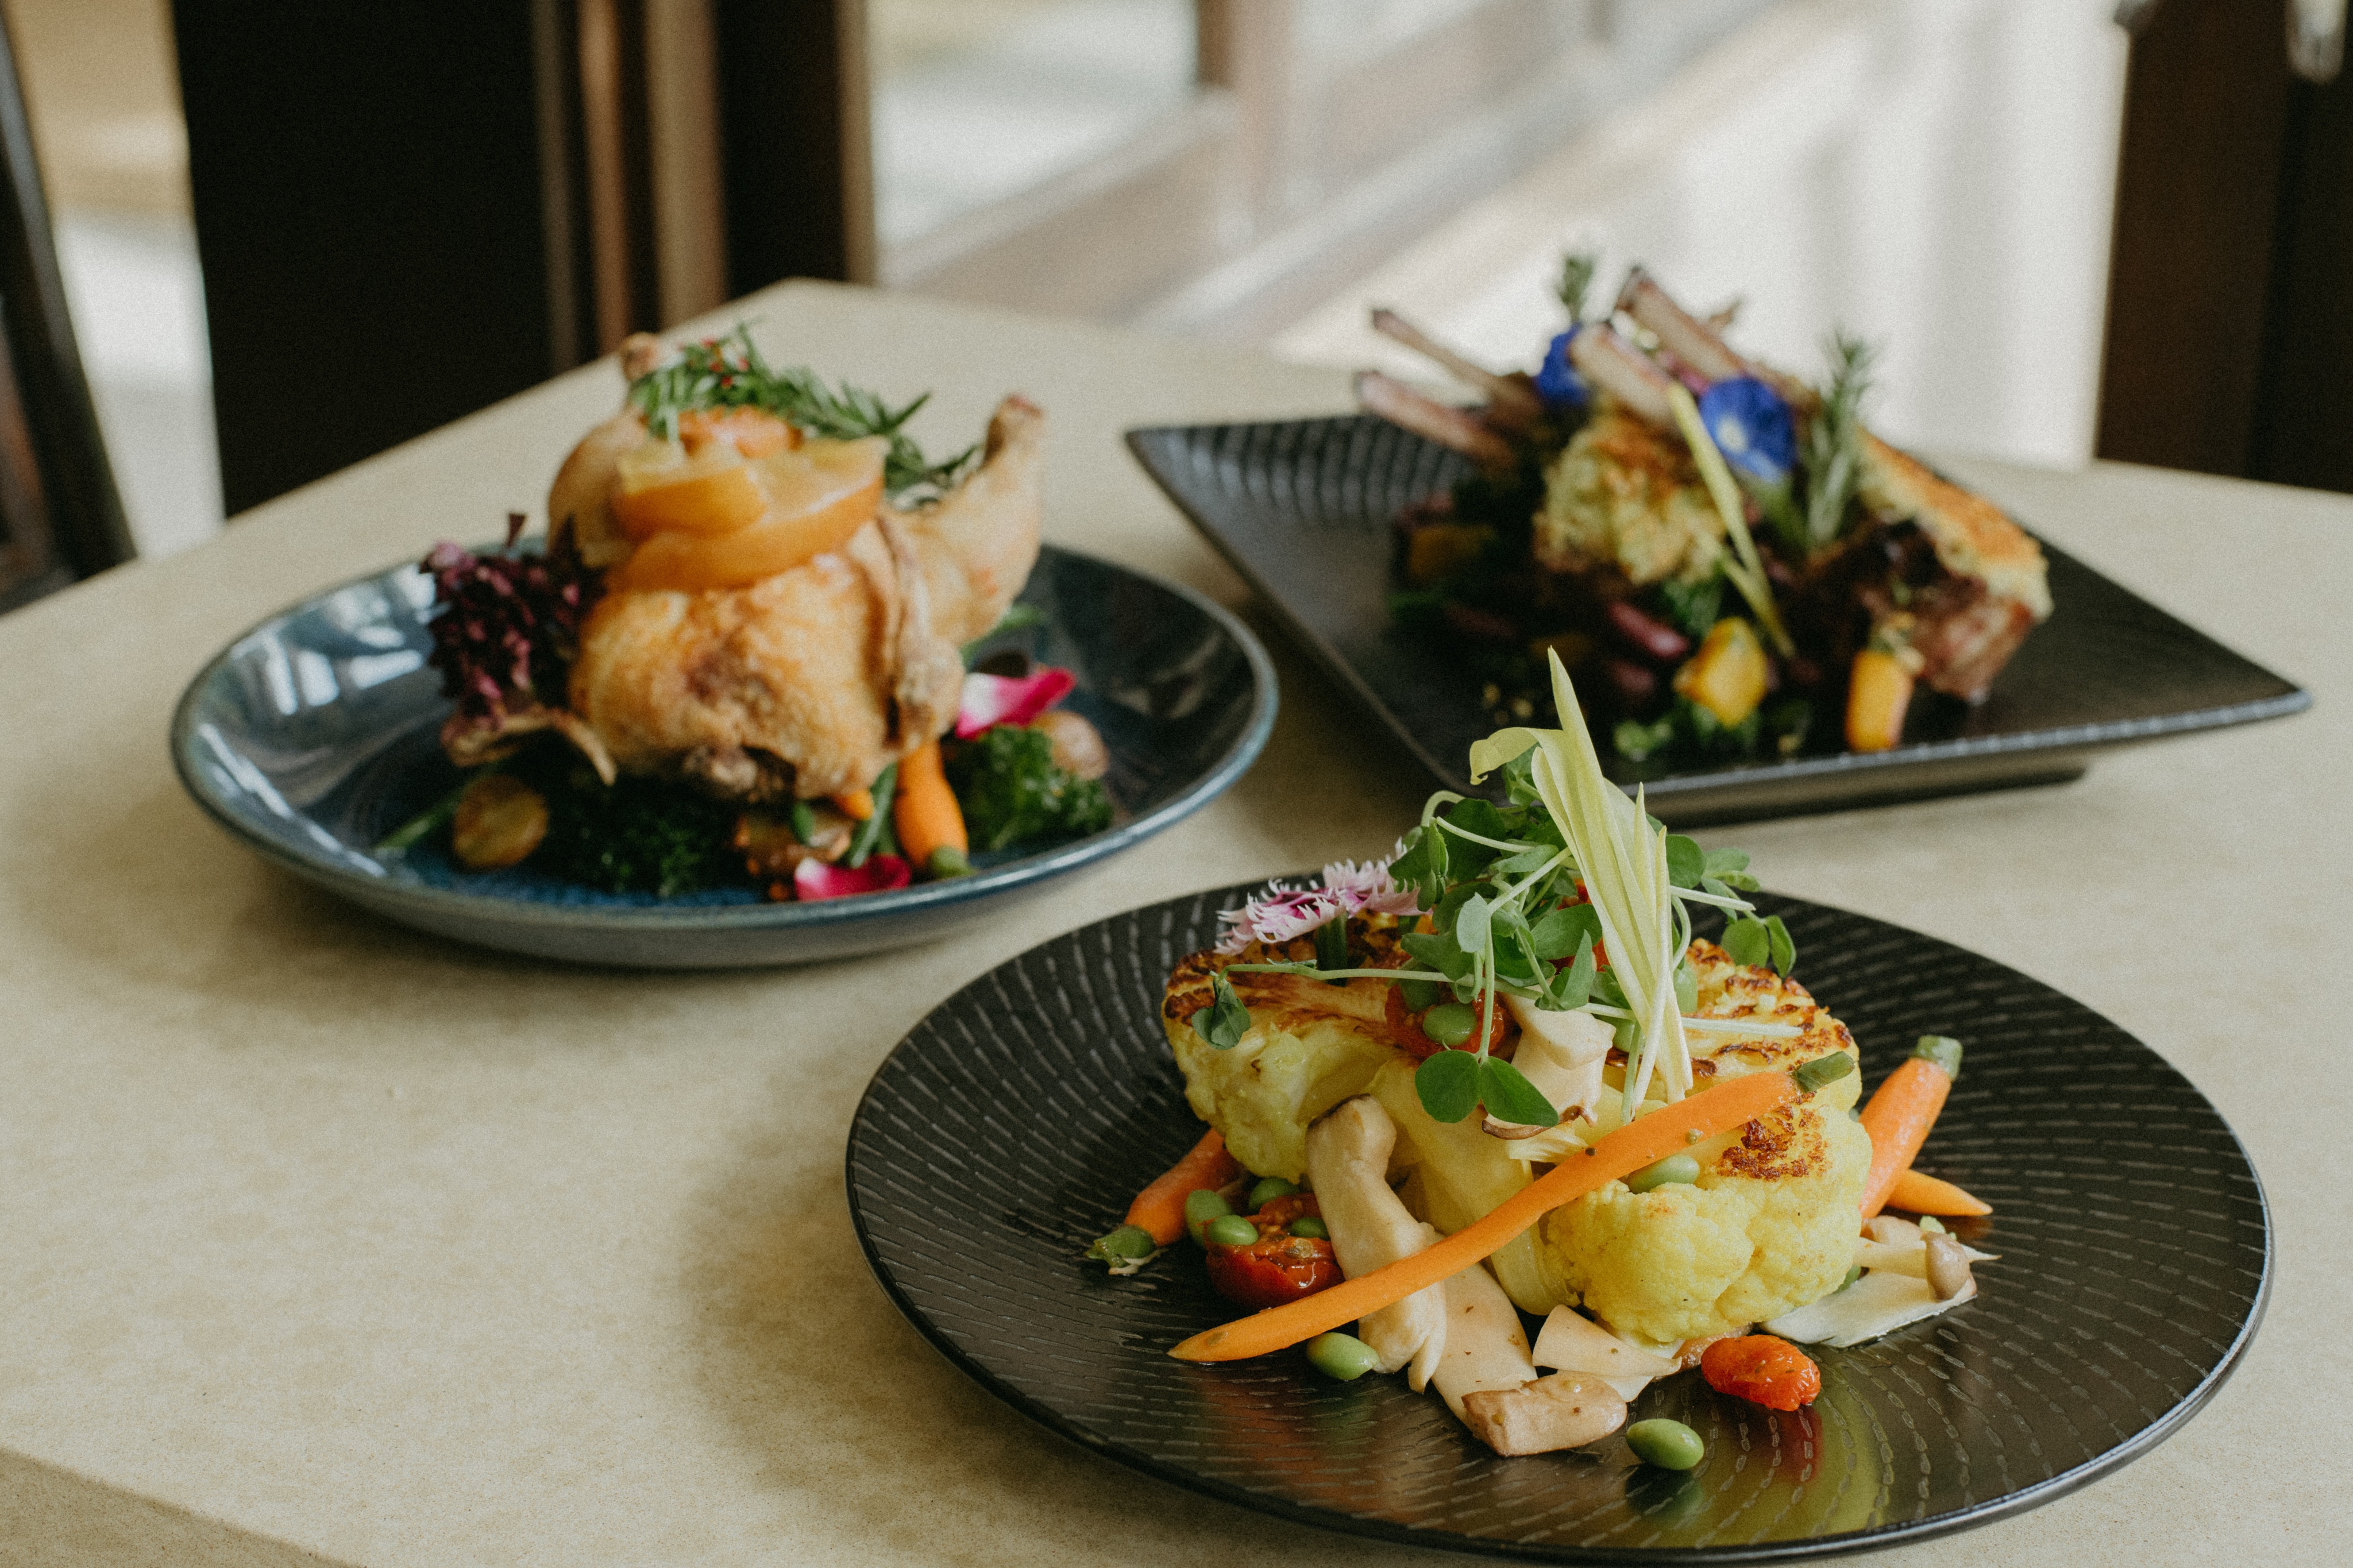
[1766,1269,1978,1347]
[1532,1306,1681,1388]
[1854,1235,1999,1279]
[1460,1373,1628,1458]
[1309,1096,1623,1455]
[1305,1097,1445,1374]
[1922,1232,1974,1301]
[1486,999,1611,1140]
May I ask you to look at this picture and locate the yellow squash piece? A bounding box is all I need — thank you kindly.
[1672,617,1769,727]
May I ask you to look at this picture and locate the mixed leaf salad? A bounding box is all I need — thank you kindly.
[1363,257,2051,773]
[1090,653,1995,1464]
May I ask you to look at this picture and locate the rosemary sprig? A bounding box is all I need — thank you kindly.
[1803,329,1875,549]
[1556,251,1600,325]
[626,325,978,503]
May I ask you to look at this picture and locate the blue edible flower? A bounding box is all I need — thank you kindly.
[1536,328,1587,410]
[1697,376,1796,486]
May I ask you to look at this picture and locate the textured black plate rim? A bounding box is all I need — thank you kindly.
[1123,420,2313,803]
[168,544,1279,936]
[846,882,2274,1563]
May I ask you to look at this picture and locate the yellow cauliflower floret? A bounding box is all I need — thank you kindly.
[1538,1099,1871,1343]
[1535,404,1725,586]
[1162,1009,1388,1181]
[1536,938,1870,1343]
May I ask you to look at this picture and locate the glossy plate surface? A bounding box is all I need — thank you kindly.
[848,884,2269,1561]
[171,546,1275,967]
[1127,416,2309,825]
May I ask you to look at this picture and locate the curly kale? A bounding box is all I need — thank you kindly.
[522,760,743,897]
[944,725,1113,853]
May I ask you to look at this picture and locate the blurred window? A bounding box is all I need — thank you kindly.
[870,0,1196,248]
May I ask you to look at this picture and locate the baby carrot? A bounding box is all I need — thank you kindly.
[1122,1128,1244,1250]
[832,787,874,821]
[1858,1035,1962,1219]
[892,740,967,874]
[1170,1071,1798,1363]
[1887,1167,1991,1217]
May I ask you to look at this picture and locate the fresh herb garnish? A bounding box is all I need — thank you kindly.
[1193,971,1251,1051]
[1802,329,1874,550]
[944,724,1113,852]
[626,325,977,503]
[1219,652,1803,1129]
[524,760,743,897]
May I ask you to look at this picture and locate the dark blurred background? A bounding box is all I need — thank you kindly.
[1,0,2346,587]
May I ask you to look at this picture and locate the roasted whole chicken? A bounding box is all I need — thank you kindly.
[449,333,1044,804]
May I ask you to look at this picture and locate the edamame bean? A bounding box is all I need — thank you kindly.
[1289,1215,1328,1239]
[1421,1001,1476,1048]
[1184,1188,1231,1245]
[1398,978,1443,1012]
[1626,1153,1700,1192]
[1305,1331,1380,1381]
[1248,1176,1299,1210]
[1097,1225,1155,1260]
[1834,1264,1862,1292]
[1625,1418,1706,1471]
[1205,1214,1259,1248]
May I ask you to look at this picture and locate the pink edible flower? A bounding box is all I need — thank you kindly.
[1212,851,1422,954]
[955,666,1077,739]
[794,853,913,902]
[1213,884,1343,954]
[1320,856,1421,918]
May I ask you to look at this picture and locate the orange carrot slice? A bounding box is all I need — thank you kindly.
[1858,1036,1961,1219]
[1170,1071,1799,1363]
[1887,1167,1989,1217]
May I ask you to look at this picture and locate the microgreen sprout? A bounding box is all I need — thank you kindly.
[1208,651,1800,1129]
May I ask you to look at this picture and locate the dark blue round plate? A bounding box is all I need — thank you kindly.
[171,545,1275,967]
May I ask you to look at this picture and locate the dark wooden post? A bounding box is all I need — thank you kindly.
[2098,0,2353,492]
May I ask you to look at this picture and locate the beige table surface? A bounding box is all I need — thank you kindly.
[2,281,2345,1566]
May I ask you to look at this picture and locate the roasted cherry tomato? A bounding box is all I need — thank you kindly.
[1203,1194,1339,1310]
[1700,1334,1822,1411]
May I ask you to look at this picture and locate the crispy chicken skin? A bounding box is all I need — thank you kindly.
[562,396,1044,801]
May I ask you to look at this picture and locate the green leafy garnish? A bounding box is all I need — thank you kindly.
[1479,1056,1559,1126]
[1415,1049,1482,1122]
[527,764,742,897]
[626,325,977,503]
[944,724,1113,852]
[1721,914,1795,975]
[1192,972,1249,1051]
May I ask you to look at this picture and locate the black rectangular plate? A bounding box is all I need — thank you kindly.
[1128,414,2310,825]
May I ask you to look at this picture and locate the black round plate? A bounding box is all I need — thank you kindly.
[847,885,2270,1561]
